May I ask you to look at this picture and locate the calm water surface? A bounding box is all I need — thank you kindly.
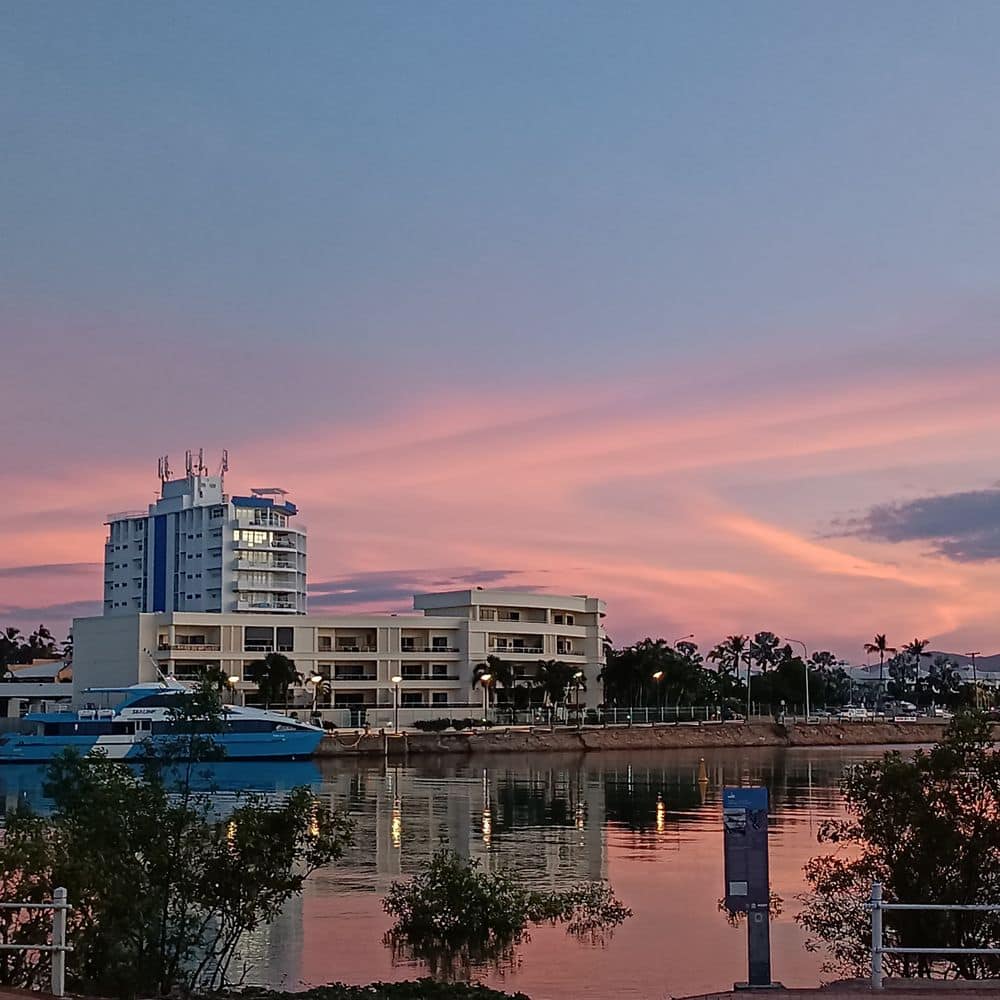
[0,747,890,999]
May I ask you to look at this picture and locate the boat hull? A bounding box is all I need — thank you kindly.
[0,728,324,763]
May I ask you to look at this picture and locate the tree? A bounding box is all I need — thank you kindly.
[474,655,515,705]
[383,850,630,976]
[247,652,301,712]
[864,634,897,704]
[922,656,963,709]
[901,638,932,696]
[0,680,352,997]
[708,635,749,705]
[27,626,58,660]
[749,632,781,673]
[799,715,1000,979]
[533,660,577,711]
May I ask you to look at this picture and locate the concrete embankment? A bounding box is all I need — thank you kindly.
[314,720,974,757]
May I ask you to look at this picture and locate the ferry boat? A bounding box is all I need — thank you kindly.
[0,681,325,763]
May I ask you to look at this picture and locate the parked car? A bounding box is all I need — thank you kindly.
[839,706,872,721]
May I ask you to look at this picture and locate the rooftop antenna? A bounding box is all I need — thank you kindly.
[197,447,207,476]
[218,448,229,478]
[184,450,193,477]
[157,455,172,485]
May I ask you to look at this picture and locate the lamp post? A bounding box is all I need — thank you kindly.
[573,670,584,722]
[479,672,493,720]
[226,674,240,706]
[782,637,810,721]
[391,674,402,732]
[967,652,981,709]
[673,633,695,646]
[309,673,323,715]
[652,669,664,720]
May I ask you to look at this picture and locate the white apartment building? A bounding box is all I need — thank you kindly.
[104,453,307,617]
[73,590,607,723]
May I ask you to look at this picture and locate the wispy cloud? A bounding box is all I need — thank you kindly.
[307,568,530,611]
[0,563,101,579]
[836,487,1000,562]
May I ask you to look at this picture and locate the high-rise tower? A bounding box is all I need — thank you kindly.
[103,451,307,616]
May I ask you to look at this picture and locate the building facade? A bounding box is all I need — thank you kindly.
[104,455,307,617]
[73,590,607,722]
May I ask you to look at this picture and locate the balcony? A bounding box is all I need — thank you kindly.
[235,559,298,571]
[236,600,298,612]
[400,645,460,654]
[236,580,299,594]
[490,644,543,655]
[334,644,378,653]
[158,643,221,653]
[333,671,378,682]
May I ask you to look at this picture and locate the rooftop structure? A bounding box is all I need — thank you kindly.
[104,450,307,617]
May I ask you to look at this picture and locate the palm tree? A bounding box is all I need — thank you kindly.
[864,634,896,705]
[475,654,515,699]
[750,632,781,673]
[534,659,576,717]
[247,652,302,712]
[901,638,931,697]
[708,634,749,704]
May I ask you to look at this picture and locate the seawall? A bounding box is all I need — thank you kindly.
[314,720,976,757]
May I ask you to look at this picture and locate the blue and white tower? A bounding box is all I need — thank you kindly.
[103,450,307,616]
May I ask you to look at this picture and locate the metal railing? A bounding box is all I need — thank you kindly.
[0,887,71,996]
[869,881,1000,989]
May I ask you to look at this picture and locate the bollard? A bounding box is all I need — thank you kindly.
[51,887,67,997]
[871,881,883,990]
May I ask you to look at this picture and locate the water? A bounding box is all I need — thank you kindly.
[0,746,889,999]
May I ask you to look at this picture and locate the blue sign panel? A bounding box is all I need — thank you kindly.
[723,785,769,914]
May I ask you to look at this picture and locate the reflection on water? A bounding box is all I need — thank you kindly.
[0,747,890,999]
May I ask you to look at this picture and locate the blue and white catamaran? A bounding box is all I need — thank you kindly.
[0,680,324,763]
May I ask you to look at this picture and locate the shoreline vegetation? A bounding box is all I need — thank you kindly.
[317,719,971,757]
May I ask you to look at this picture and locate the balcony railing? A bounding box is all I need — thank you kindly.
[491,645,543,654]
[236,600,297,612]
[158,643,221,652]
[400,646,460,653]
[400,673,462,681]
[334,644,378,653]
[333,673,378,682]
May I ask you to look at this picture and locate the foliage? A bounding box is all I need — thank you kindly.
[383,850,631,976]
[533,659,579,708]
[247,652,302,710]
[798,714,1000,979]
[0,624,61,671]
[0,680,352,998]
[226,981,531,999]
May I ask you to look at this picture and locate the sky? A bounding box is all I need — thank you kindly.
[4,1,1000,659]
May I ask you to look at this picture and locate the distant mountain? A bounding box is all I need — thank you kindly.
[925,651,1000,674]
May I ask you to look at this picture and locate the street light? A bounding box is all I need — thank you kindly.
[652,669,665,719]
[226,674,240,706]
[479,672,493,719]
[573,670,584,721]
[309,673,324,715]
[782,637,810,721]
[967,652,981,709]
[673,633,695,645]
[391,674,403,732]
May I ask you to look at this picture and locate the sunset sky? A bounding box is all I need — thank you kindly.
[4,2,1000,658]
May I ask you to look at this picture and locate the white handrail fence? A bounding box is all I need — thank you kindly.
[0,887,71,996]
[869,881,1000,989]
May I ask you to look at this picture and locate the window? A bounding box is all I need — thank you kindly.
[554,614,564,625]
[431,664,448,678]
[507,611,520,621]
[401,664,422,679]
[432,693,449,705]
[400,637,415,651]
[400,692,424,707]
[566,615,574,626]
[512,639,524,650]
[431,637,448,650]
[337,636,359,651]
